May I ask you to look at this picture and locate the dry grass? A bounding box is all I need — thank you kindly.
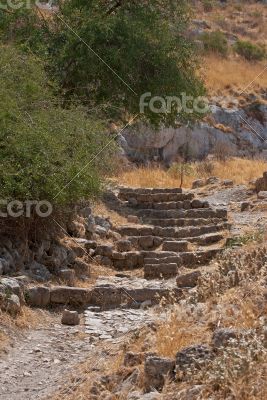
[204,55,267,94]
[0,306,54,352]
[114,158,266,189]
[92,201,128,226]
[155,310,211,358]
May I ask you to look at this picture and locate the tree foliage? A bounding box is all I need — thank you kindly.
[0,45,115,204]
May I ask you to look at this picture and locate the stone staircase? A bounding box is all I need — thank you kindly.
[97,187,229,281]
[27,187,229,312]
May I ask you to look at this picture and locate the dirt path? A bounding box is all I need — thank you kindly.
[0,317,95,400]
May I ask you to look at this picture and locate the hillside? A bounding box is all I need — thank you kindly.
[0,1,266,400]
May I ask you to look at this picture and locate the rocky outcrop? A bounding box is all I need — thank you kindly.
[121,105,267,164]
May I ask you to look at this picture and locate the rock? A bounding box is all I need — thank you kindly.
[117,240,132,252]
[258,191,267,200]
[5,294,21,316]
[95,216,111,231]
[84,240,97,250]
[212,328,239,348]
[50,286,91,305]
[79,206,92,218]
[73,258,91,274]
[144,356,175,391]
[176,345,212,373]
[26,286,50,307]
[240,201,250,211]
[176,385,205,400]
[0,248,15,274]
[256,172,267,192]
[87,215,96,233]
[28,261,52,282]
[191,199,204,208]
[124,352,145,367]
[101,256,113,267]
[127,391,161,400]
[61,309,80,325]
[139,236,154,250]
[223,179,234,187]
[192,179,205,189]
[0,277,24,302]
[176,271,201,288]
[206,176,220,185]
[44,244,69,269]
[0,261,3,275]
[108,230,121,241]
[58,269,75,286]
[95,245,113,257]
[67,220,86,238]
[95,225,108,238]
[127,215,140,224]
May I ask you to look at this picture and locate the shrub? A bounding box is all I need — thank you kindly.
[234,40,266,61]
[201,31,228,56]
[0,46,116,206]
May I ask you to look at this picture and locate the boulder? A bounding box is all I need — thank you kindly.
[176,344,212,373]
[176,271,201,288]
[28,261,52,282]
[256,172,267,192]
[192,179,205,189]
[4,294,21,316]
[0,277,24,302]
[117,240,132,252]
[26,286,50,307]
[95,245,113,257]
[95,216,112,231]
[144,356,175,391]
[95,225,108,238]
[61,309,80,325]
[206,176,220,185]
[240,201,251,211]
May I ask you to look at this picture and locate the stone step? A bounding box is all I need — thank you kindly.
[28,284,182,308]
[162,241,189,252]
[127,232,224,250]
[118,187,182,200]
[128,199,209,210]
[110,244,222,270]
[143,217,225,228]
[117,222,228,239]
[144,248,221,268]
[119,187,183,195]
[90,285,182,307]
[122,192,194,204]
[144,263,178,279]
[136,208,227,220]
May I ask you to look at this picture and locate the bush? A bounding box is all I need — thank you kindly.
[0,46,116,205]
[201,31,228,56]
[234,40,266,61]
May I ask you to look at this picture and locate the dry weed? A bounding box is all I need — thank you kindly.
[114,158,266,189]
